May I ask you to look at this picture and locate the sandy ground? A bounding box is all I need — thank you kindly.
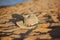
[0,0,60,40]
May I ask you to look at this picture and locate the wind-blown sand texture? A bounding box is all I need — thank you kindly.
[0,0,60,40]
